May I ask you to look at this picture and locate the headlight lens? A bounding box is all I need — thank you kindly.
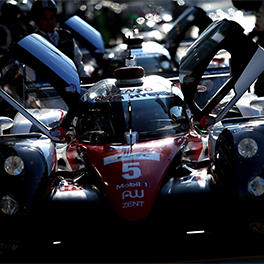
[248,176,264,196]
[238,138,258,158]
[0,195,19,215]
[4,156,24,176]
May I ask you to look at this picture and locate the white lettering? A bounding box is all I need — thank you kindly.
[122,162,141,180]
[104,152,160,165]
[122,189,144,200]
[122,201,144,208]
[116,182,141,190]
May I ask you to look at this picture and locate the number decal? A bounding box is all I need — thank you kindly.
[122,162,141,180]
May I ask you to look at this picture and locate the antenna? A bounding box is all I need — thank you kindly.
[125,36,136,67]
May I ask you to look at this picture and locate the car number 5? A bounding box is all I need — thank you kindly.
[122,162,141,179]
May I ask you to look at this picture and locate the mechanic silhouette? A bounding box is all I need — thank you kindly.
[30,0,90,79]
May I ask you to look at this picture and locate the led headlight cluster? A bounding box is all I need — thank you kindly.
[0,195,19,215]
[248,176,264,197]
[238,138,258,158]
[4,156,24,176]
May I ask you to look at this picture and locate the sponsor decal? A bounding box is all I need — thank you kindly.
[116,181,149,190]
[57,180,83,192]
[177,171,208,188]
[197,85,207,93]
[104,153,160,180]
[122,189,144,200]
[122,201,144,209]
[104,152,160,165]
[128,91,171,99]
[96,89,172,102]
[122,162,141,179]
[59,185,83,192]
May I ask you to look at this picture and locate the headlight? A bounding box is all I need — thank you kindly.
[4,156,24,176]
[0,195,19,215]
[238,138,258,158]
[248,176,264,196]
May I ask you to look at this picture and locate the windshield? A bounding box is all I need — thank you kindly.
[78,82,189,144]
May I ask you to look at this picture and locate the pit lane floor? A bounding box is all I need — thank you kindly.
[1,229,264,263]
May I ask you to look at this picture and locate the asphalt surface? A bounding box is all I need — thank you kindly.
[1,229,264,263]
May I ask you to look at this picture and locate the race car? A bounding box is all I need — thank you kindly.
[0,115,58,252]
[1,32,214,243]
[2,16,264,250]
[0,34,103,252]
[179,18,264,234]
[64,6,216,79]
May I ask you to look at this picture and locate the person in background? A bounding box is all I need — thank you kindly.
[30,0,91,140]
[30,0,90,79]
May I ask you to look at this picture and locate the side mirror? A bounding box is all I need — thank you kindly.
[0,117,13,135]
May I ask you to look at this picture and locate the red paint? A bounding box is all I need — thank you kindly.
[66,136,186,221]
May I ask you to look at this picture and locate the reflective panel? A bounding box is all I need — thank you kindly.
[65,15,105,54]
[17,34,80,92]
